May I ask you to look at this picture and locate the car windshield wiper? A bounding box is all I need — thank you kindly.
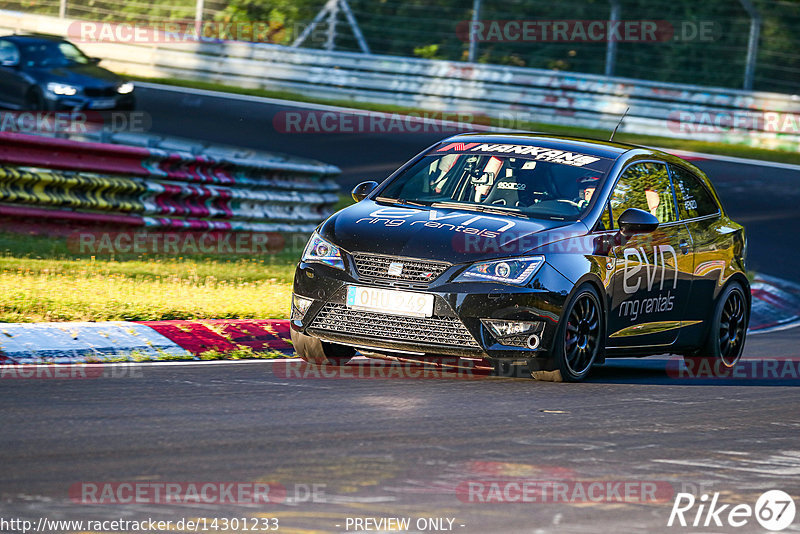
[375,197,433,207]
[430,201,529,218]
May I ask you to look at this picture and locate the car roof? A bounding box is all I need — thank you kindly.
[0,33,67,45]
[438,132,665,160]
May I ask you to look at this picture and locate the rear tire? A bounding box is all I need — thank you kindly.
[290,328,355,366]
[544,284,604,382]
[684,281,748,375]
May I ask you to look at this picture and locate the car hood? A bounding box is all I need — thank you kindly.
[31,64,122,88]
[319,199,589,264]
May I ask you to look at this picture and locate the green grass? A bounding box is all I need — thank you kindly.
[132,75,800,165]
[0,231,302,323]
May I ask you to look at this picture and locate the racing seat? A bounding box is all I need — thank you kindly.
[484,180,521,207]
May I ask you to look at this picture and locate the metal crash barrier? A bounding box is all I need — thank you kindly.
[2,10,800,152]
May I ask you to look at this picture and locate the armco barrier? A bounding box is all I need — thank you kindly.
[2,10,800,151]
[0,131,341,233]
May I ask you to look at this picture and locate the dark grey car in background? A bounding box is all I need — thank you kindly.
[0,34,135,111]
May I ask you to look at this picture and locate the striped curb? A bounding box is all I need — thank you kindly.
[0,275,795,364]
[749,274,800,333]
[139,319,292,355]
[0,319,291,364]
[0,322,192,364]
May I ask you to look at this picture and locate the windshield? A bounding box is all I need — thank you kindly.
[378,142,616,220]
[20,41,91,68]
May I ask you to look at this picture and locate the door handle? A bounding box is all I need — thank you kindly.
[679,239,690,255]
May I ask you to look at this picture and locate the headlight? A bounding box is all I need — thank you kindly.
[46,82,78,96]
[302,232,344,270]
[117,82,134,94]
[455,255,545,285]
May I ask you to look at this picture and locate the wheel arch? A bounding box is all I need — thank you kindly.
[720,272,751,319]
[558,273,608,361]
[569,273,609,321]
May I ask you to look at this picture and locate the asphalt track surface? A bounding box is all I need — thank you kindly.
[1,85,799,534]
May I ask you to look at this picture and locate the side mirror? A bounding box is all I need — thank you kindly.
[351,181,378,202]
[88,57,101,65]
[617,208,659,236]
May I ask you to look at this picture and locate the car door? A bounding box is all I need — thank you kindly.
[0,40,28,108]
[605,161,695,348]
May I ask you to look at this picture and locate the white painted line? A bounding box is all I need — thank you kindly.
[110,358,302,367]
[654,146,800,172]
[0,358,300,369]
[750,320,800,335]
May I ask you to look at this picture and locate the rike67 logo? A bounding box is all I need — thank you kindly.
[668,490,796,531]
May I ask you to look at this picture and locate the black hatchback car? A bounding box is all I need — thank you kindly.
[291,134,749,381]
[0,34,135,111]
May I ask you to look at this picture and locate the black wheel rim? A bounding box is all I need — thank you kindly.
[564,293,600,376]
[719,289,746,366]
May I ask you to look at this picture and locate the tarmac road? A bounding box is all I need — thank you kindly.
[1,332,798,533]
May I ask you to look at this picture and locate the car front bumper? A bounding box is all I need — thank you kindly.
[291,259,574,364]
[44,92,136,111]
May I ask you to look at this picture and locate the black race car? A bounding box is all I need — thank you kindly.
[291,133,749,382]
[0,34,135,111]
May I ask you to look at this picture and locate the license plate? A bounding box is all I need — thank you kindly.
[89,98,116,109]
[346,286,434,317]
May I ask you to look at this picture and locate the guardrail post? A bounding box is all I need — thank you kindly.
[604,0,620,77]
[468,0,482,63]
[195,0,204,26]
[739,0,761,90]
[339,0,370,54]
[325,0,338,51]
[59,0,66,18]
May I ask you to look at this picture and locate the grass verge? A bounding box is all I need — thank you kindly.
[132,75,800,165]
[0,231,299,323]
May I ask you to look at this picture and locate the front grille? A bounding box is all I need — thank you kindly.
[85,87,117,97]
[352,253,450,283]
[310,303,479,348]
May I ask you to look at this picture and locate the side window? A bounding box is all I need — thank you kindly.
[0,41,19,66]
[670,165,719,219]
[609,162,676,224]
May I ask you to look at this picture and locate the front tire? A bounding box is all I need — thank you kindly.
[25,88,46,111]
[540,284,604,382]
[291,328,355,366]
